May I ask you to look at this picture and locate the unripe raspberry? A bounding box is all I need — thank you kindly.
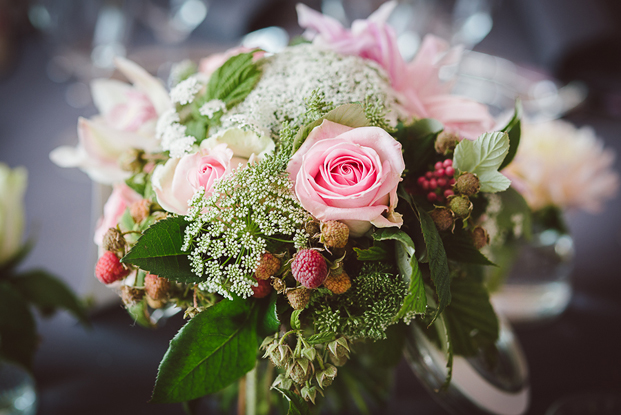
[255,252,281,280]
[95,251,130,284]
[454,173,480,196]
[449,195,472,219]
[130,199,151,224]
[320,221,349,249]
[288,358,312,385]
[118,148,146,173]
[429,207,454,232]
[271,277,286,293]
[146,295,165,309]
[323,271,351,294]
[291,249,328,289]
[102,228,126,253]
[121,286,144,306]
[305,221,321,239]
[435,131,459,155]
[144,273,170,300]
[287,287,312,310]
[252,279,272,298]
[471,226,490,249]
[316,364,338,388]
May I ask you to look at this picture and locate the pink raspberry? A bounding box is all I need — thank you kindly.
[291,249,328,289]
[95,251,130,284]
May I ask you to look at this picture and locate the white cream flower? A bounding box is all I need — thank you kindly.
[0,163,27,265]
[50,58,171,184]
[503,120,619,212]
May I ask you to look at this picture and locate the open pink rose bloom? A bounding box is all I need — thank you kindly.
[287,120,404,237]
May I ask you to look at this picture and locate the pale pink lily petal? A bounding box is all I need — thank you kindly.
[90,79,133,116]
[296,3,349,41]
[114,57,171,115]
[94,183,142,246]
[424,95,496,140]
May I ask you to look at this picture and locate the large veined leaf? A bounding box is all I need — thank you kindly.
[453,132,511,193]
[414,205,451,323]
[353,243,390,261]
[0,282,37,370]
[122,216,201,284]
[205,52,262,108]
[441,227,496,266]
[151,297,260,403]
[257,292,280,338]
[443,273,499,357]
[498,100,522,170]
[12,270,89,325]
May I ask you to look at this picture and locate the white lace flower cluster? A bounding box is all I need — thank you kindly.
[216,43,404,136]
[182,159,310,299]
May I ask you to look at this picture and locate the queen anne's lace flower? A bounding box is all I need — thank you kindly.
[170,77,201,105]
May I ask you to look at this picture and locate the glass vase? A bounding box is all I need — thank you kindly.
[404,314,530,415]
[487,228,574,324]
[0,360,37,415]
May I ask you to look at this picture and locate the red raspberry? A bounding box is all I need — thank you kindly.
[291,249,328,289]
[252,279,272,298]
[95,251,130,284]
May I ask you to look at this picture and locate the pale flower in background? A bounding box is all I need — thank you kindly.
[0,163,27,265]
[296,2,495,140]
[503,120,619,212]
[50,58,171,184]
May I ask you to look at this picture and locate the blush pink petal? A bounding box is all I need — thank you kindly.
[94,184,141,246]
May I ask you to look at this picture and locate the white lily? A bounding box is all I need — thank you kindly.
[50,57,172,184]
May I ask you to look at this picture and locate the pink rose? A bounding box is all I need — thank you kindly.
[287,120,405,237]
[153,143,245,215]
[198,46,266,77]
[297,3,495,140]
[94,183,142,246]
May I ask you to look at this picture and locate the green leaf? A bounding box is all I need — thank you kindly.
[257,293,280,338]
[185,119,207,142]
[441,227,496,266]
[453,132,511,193]
[122,216,201,284]
[372,227,415,252]
[125,172,148,196]
[0,282,37,370]
[498,100,522,170]
[443,273,499,357]
[414,204,451,323]
[324,103,370,128]
[306,332,336,345]
[353,244,389,261]
[290,309,302,330]
[205,52,262,107]
[273,387,311,415]
[393,119,443,174]
[12,270,89,325]
[151,297,259,403]
[395,242,426,319]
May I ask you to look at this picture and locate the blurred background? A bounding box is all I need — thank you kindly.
[1,0,621,414]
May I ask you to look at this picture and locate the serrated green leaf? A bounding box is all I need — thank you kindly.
[185,119,207,142]
[441,227,496,266]
[324,103,370,128]
[306,332,336,345]
[205,52,262,108]
[273,387,311,415]
[372,228,415,254]
[453,132,511,193]
[125,172,148,196]
[151,297,259,403]
[353,244,389,261]
[414,204,451,323]
[258,293,280,338]
[443,273,499,357]
[395,242,426,319]
[122,216,200,284]
[498,100,522,170]
[290,309,302,330]
[0,282,37,370]
[12,270,89,325]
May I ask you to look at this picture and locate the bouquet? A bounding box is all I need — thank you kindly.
[51,2,524,412]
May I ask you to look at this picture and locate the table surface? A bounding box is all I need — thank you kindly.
[1,3,621,414]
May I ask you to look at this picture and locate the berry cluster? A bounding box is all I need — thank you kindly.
[417,159,456,203]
